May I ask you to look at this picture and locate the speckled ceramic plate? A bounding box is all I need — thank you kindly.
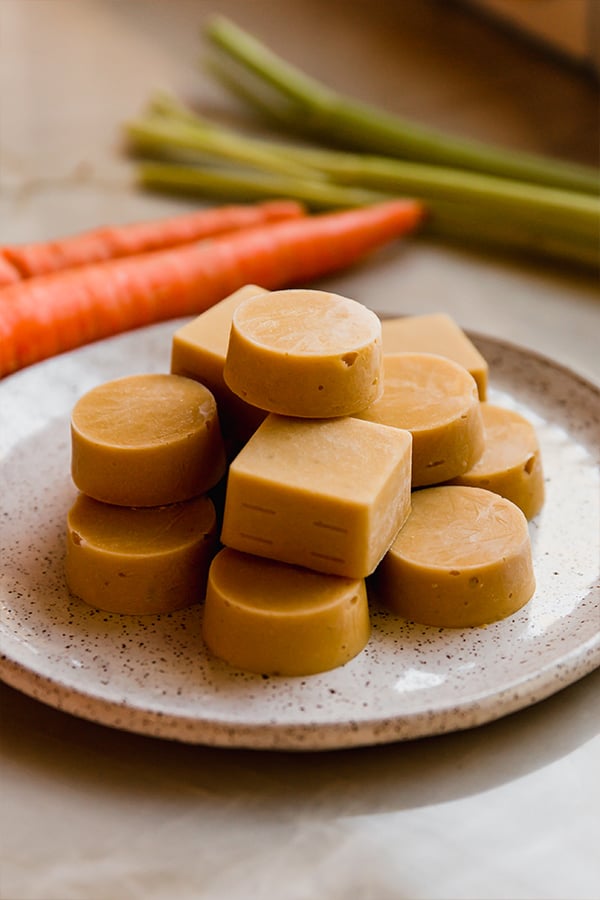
[1,320,599,750]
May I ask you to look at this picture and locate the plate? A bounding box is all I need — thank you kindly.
[1,320,599,750]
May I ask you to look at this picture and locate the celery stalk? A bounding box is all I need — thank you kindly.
[136,160,391,209]
[128,109,598,233]
[205,16,599,196]
[126,118,325,181]
[125,108,599,266]
[134,158,599,268]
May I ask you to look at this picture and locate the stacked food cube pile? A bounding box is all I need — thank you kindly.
[193,287,413,676]
[65,284,544,677]
[66,372,226,615]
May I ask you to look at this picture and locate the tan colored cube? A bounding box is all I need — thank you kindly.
[355,352,484,487]
[70,373,226,507]
[375,485,535,627]
[220,414,413,578]
[65,493,217,615]
[223,289,383,418]
[381,313,488,399]
[170,284,268,446]
[448,403,545,519]
[202,548,370,676]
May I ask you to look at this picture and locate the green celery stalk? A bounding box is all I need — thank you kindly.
[126,117,325,181]
[136,160,392,209]
[125,107,599,266]
[205,16,599,196]
[134,158,599,268]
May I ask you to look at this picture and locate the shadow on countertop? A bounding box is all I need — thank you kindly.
[2,664,599,817]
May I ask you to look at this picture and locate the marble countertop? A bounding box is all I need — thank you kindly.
[1,2,598,898]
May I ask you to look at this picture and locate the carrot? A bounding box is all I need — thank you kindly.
[0,200,305,280]
[0,255,20,288]
[0,198,423,378]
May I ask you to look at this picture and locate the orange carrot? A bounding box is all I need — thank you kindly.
[0,200,305,280]
[0,255,20,288]
[0,199,423,378]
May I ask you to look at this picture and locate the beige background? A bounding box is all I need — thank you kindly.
[1,2,599,898]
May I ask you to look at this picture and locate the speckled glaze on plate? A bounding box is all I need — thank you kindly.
[1,320,599,751]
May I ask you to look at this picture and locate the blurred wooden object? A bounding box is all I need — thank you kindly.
[462,0,599,72]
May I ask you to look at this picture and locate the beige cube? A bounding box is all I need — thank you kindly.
[221,414,413,578]
[223,289,384,418]
[381,313,488,399]
[170,284,268,445]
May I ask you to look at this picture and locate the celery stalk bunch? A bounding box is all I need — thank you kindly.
[125,17,599,270]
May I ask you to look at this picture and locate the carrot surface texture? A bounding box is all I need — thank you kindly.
[0,200,304,281]
[0,255,20,288]
[0,198,423,378]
